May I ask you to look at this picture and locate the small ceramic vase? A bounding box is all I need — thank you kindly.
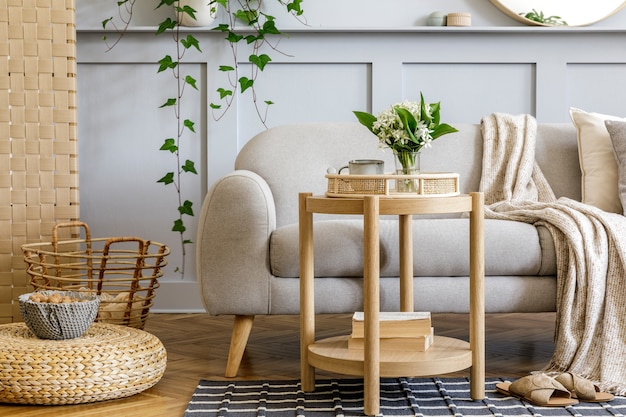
[427,11,447,26]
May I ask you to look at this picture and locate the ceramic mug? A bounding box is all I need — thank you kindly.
[338,159,384,175]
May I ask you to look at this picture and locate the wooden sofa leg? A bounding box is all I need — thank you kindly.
[225,315,255,377]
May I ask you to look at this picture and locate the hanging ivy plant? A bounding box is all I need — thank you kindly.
[101,0,305,277]
[210,0,304,126]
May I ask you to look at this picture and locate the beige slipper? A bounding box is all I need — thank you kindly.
[496,373,579,407]
[555,372,615,402]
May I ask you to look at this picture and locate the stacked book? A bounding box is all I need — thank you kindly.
[348,311,434,352]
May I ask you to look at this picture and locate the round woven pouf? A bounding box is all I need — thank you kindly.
[0,322,167,405]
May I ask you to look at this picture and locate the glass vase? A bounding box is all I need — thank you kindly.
[394,150,420,193]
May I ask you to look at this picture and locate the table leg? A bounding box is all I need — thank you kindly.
[299,193,316,392]
[363,196,380,416]
[469,192,485,399]
[399,214,413,312]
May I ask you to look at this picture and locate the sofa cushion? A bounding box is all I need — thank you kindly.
[604,120,626,216]
[570,107,624,213]
[270,219,556,278]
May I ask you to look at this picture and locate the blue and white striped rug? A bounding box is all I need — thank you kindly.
[184,377,626,417]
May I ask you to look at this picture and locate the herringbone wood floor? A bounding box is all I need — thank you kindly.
[0,312,556,417]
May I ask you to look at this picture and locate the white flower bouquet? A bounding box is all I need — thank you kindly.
[353,92,458,155]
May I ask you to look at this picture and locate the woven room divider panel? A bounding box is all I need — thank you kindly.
[0,0,79,323]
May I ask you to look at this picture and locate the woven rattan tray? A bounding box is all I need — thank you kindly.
[326,172,460,198]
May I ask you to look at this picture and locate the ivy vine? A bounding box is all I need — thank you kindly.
[102,0,305,277]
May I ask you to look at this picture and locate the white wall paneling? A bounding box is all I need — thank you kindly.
[236,62,372,148]
[401,63,535,121]
[78,33,207,312]
[76,27,626,311]
[567,63,626,115]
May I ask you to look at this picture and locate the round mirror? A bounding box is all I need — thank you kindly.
[489,0,626,26]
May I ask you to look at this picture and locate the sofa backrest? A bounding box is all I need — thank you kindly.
[235,122,582,228]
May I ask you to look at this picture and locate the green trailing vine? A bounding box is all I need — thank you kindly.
[101,1,304,278]
[154,1,201,279]
[210,0,304,126]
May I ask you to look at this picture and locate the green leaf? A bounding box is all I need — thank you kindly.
[158,172,175,185]
[217,88,233,99]
[156,17,177,35]
[429,101,441,126]
[234,9,257,25]
[184,119,196,133]
[239,77,253,93]
[213,23,230,33]
[219,65,235,72]
[249,54,271,71]
[183,239,193,245]
[177,5,197,21]
[245,34,262,44]
[265,100,274,106]
[101,17,113,29]
[178,200,194,216]
[185,75,198,90]
[287,0,304,15]
[181,35,201,52]
[431,123,459,140]
[210,103,222,110]
[159,98,177,108]
[172,219,186,233]
[226,31,244,43]
[261,19,281,35]
[394,107,418,142]
[158,55,177,73]
[159,138,178,153]
[353,111,377,132]
[419,92,430,124]
[182,160,198,174]
[156,0,177,9]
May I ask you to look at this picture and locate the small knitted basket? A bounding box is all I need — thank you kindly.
[18,291,101,340]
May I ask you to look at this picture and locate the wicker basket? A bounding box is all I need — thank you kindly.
[18,291,100,340]
[326,172,460,198]
[21,222,170,330]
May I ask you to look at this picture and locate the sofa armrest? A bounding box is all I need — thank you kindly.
[196,170,277,315]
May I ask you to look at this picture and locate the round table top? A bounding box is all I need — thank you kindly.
[304,193,477,216]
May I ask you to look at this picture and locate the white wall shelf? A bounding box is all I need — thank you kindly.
[79,26,626,33]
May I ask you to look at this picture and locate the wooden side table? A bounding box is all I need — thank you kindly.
[299,192,485,416]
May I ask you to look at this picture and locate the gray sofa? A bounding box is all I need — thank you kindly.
[196,122,581,376]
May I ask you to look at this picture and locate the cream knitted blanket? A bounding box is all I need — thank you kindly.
[480,113,626,394]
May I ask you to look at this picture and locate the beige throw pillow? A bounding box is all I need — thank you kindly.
[604,120,626,216]
[570,107,624,213]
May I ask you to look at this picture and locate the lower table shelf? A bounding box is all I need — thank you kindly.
[307,335,472,377]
